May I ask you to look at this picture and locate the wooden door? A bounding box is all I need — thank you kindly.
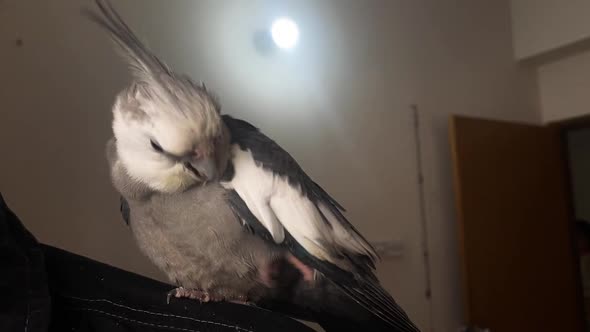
[450,115,583,331]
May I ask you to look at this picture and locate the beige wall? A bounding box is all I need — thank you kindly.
[0,1,539,331]
[538,49,590,122]
[511,0,590,123]
[510,0,590,59]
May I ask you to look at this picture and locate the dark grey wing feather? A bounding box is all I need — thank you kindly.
[222,115,419,331]
[230,189,418,331]
[223,115,377,263]
[120,196,130,226]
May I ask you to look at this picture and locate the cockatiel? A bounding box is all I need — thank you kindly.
[87,1,419,331]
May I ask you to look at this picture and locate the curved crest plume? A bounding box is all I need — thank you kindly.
[83,0,171,85]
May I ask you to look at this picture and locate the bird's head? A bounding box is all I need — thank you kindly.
[113,81,228,193]
[87,0,230,193]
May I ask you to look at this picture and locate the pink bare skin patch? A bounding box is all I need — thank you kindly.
[259,254,315,288]
[286,254,315,282]
[258,260,280,287]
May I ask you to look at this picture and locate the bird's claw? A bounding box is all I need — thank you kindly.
[166,287,211,304]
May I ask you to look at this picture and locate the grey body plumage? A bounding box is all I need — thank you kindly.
[90,1,419,331]
[107,138,277,301]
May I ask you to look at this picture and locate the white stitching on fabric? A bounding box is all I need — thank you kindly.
[62,295,255,332]
[69,307,203,332]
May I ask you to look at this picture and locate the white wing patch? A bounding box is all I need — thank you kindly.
[222,145,372,263]
[222,146,285,242]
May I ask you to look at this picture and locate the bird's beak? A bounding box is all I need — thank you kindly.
[186,157,217,181]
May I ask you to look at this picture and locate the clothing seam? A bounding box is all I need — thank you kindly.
[65,307,203,332]
[60,295,255,332]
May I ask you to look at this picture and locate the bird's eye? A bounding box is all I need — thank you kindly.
[150,139,164,153]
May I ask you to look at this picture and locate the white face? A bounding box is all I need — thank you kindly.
[112,89,222,193]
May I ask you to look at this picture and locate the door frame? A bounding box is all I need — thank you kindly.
[550,114,590,330]
[450,115,589,330]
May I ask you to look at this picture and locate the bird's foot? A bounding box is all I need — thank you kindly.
[166,287,250,305]
[259,254,315,288]
[166,287,212,304]
[286,253,315,282]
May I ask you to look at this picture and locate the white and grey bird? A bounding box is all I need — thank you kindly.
[87,1,419,331]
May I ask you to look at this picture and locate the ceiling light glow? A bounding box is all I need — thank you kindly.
[271,17,299,49]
